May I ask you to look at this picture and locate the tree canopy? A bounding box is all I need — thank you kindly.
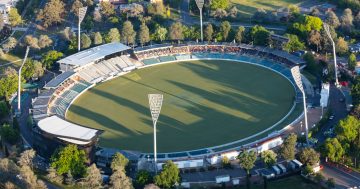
[154,161,180,188]
[50,144,87,178]
[280,133,297,161]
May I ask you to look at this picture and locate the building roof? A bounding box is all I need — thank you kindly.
[37,116,101,143]
[44,71,75,89]
[57,43,130,66]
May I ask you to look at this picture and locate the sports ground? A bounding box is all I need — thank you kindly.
[66,60,296,153]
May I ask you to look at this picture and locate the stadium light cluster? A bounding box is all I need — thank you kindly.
[148,94,163,172]
[291,66,309,146]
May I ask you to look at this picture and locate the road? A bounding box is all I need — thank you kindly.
[322,163,360,189]
[315,84,348,143]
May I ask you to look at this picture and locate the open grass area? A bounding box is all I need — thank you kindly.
[233,175,321,189]
[67,60,295,152]
[230,0,303,18]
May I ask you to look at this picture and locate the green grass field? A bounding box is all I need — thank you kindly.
[66,60,295,152]
[230,0,303,18]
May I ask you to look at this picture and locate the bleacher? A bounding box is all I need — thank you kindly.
[48,78,92,117]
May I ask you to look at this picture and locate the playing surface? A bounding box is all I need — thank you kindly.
[66,60,295,152]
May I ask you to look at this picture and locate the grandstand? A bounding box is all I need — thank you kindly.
[31,42,306,164]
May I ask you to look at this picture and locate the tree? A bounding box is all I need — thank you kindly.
[325,10,340,28]
[260,150,277,167]
[18,149,36,168]
[299,147,320,166]
[0,13,4,30]
[308,30,321,52]
[50,144,87,178]
[138,23,150,46]
[100,1,115,16]
[0,123,19,145]
[283,34,305,52]
[354,12,360,29]
[204,24,214,42]
[37,0,65,28]
[111,152,129,172]
[109,169,134,189]
[41,50,63,69]
[62,27,74,41]
[220,21,231,41]
[38,35,53,49]
[0,68,19,99]
[237,150,257,189]
[323,138,344,162]
[169,22,184,42]
[250,25,270,46]
[211,8,228,19]
[71,0,83,17]
[154,26,167,42]
[46,167,63,184]
[314,172,325,184]
[83,164,102,189]
[311,8,320,17]
[0,158,20,184]
[229,6,239,18]
[64,171,75,185]
[280,133,297,161]
[210,0,228,10]
[93,10,102,22]
[335,115,360,144]
[235,26,245,43]
[135,170,152,188]
[81,33,92,49]
[20,165,47,189]
[25,35,40,49]
[93,32,103,45]
[237,150,257,175]
[336,37,349,55]
[2,37,17,52]
[32,61,44,78]
[8,8,22,27]
[326,178,336,188]
[154,161,180,189]
[0,101,9,118]
[348,53,357,71]
[341,8,354,32]
[123,3,144,18]
[105,28,120,43]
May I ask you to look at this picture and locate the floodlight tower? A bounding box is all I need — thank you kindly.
[148,94,163,173]
[78,7,88,52]
[291,66,309,145]
[17,46,30,115]
[195,0,204,42]
[323,23,339,86]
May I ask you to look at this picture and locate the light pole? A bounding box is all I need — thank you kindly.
[291,66,309,145]
[148,94,163,173]
[323,23,339,86]
[195,0,204,42]
[17,46,30,115]
[78,7,88,52]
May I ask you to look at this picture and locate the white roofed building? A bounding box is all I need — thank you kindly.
[33,116,103,160]
[58,42,131,72]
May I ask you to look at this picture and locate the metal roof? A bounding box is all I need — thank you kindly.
[44,71,75,89]
[57,43,130,66]
[37,116,101,143]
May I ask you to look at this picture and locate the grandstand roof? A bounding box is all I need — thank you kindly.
[37,116,101,144]
[44,71,75,89]
[57,43,130,66]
